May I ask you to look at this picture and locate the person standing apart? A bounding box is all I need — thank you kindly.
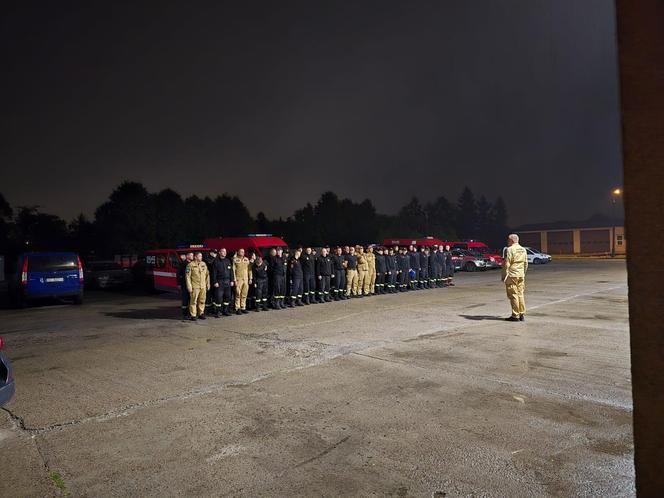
[186,252,210,321]
[502,234,528,321]
[232,248,252,314]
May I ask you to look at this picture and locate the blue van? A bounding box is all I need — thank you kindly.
[11,252,84,306]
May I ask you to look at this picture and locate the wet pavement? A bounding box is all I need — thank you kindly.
[0,260,633,497]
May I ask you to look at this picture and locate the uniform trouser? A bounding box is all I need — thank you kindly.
[254,278,268,306]
[205,284,213,311]
[235,279,249,310]
[213,281,232,313]
[346,269,358,295]
[180,286,189,315]
[333,270,345,297]
[272,275,286,303]
[375,272,385,292]
[358,269,369,295]
[303,273,316,301]
[420,269,429,287]
[446,266,454,279]
[318,276,331,299]
[189,287,206,317]
[505,277,526,317]
[410,269,420,289]
[368,270,376,294]
[290,276,303,301]
[387,271,397,291]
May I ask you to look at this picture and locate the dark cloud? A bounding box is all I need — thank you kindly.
[1,1,622,226]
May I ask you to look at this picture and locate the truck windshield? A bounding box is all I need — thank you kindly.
[28,255,77,272]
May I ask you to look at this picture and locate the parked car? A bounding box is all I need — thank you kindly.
[501,246,552,265]
[84,260,133,289]
[0,337,15,407]
[445,241,504,268]
[451,249,489,272]
[9,252,84,307]
[524,247,552,264]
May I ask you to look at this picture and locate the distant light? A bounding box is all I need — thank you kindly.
[612,188,622,196]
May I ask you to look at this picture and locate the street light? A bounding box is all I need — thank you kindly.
[610,187,623,257]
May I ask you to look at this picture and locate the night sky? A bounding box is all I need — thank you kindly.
[2,1,623,227]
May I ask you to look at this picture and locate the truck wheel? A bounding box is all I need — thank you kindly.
[464,262,476,272]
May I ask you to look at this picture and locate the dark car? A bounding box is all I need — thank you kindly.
[84,260,133,289]
[0,337,15,407]
[10,252,84,307]
[450,249,489,272]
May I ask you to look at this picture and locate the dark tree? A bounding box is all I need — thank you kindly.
[396,197,427,237]
[456,186,478,239]
[153,189,186,248]
[425,196,457,240]
[69,214,96,258]
[94,181,156,255]
[14,206,69,251]
[488,196,509,247]
[476,195,492,240]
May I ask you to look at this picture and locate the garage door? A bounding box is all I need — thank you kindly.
[580,229,610,254]
[547,231,574,254]
[519,232,541,251]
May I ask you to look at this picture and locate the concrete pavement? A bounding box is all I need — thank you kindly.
[0,260,633,497]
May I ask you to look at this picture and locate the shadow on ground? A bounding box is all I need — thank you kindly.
[104,306,184,320]
[458,314,505,321]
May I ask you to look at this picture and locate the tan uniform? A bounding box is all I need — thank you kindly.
[186,261,210,317]
[357,251,369,296]
[233,255,252,311]
[502,243,528,317]
[366,251,376,294]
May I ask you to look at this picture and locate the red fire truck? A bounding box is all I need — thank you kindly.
[144,235,288,293]
[203,234,288,257]
[382,236,445,247]
[144,245,209,292]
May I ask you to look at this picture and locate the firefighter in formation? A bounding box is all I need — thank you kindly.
[180,244,455,319]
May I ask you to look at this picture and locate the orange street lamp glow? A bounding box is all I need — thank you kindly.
[612,188,622,196]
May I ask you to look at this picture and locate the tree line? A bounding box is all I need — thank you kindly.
[0,182,508,265]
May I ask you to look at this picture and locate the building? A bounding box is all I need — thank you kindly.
[514,215,626,256]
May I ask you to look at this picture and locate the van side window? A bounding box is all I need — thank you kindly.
[156,254,167,269]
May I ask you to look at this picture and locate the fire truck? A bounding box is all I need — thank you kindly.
[143,235,288,293]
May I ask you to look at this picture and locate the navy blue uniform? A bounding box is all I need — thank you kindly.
[252,260,269,310]
[331,254,346,300]
[301,252,316,304]
[211,256,234,316]
[289,257,304,305]
[316,254,333,302]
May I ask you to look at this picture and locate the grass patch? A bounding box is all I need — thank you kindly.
[49,471,69,495]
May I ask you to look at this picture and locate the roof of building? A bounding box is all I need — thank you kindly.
[514,214,624,232]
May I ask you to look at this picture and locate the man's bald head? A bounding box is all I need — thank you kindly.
[507,234,519,246]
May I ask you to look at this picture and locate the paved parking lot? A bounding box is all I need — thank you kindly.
[0,260,633,497]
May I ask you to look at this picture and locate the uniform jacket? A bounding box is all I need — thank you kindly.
[419,252,429,271]
[332,254,346,271]
[232,256,252,281]
[316,254,333,276]
[409,251,420,270]
[252,261,268,280]
[186,261,210,291]
[345,254,358,270]
[502,243,528,279]
[290,257,303,279]
[398,253,410,271]
[365,252,376,272]
[177,260,189,286]
[211,257,233,283]
[301,253,315,275]
[357,253,369,271]
[375,254,386,273]
[269,255,287,276]
[385,254,396,272]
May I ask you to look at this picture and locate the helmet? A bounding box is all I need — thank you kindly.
[409,269,416,278]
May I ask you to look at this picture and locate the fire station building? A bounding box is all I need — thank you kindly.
[515,215,626,256]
